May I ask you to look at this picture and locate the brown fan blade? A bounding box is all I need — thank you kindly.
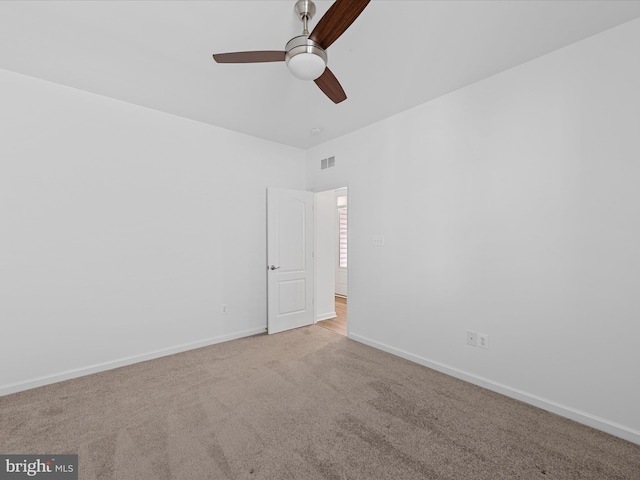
[314,67,347,104]
[309,0,371,50]
[212,51,286,63]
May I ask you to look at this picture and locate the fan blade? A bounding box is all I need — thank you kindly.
[309,0,371,50]
[314,67,347,104]
[213,51,286,63]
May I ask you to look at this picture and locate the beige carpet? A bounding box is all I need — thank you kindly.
[1,326,639,479]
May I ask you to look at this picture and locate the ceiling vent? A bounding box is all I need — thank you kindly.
[320,156,335,170]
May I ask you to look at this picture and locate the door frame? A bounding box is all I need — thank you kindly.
[312,183,350,335]
[334,187,348,297]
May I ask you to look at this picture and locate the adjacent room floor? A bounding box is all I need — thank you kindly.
[317,295,347,336]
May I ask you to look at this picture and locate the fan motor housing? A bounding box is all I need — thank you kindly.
[285,35,327,80]
[285,35,327,64]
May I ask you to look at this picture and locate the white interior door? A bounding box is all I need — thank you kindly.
[267,187,314,334]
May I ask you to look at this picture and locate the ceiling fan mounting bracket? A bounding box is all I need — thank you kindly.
[295,0,316,34]
[294,0,316,22]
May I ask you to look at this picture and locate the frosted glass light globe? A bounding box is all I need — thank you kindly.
[287,52,326,81]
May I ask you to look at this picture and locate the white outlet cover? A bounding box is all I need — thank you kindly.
[478,333,489,349]
[372,235,385,246]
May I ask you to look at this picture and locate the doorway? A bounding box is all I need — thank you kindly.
[315,188,348,336]
[317,295,347,335]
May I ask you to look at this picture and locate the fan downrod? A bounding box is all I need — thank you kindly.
[294,0,316,34]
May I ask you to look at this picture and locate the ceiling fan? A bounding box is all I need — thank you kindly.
[212,0,371,104]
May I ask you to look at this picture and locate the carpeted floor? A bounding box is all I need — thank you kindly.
[1,325,639,479]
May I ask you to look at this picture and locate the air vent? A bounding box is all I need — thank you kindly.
[320,156,335,170]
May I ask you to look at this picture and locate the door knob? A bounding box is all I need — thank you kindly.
[269,265,281,270]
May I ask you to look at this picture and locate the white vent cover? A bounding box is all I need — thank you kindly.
[320,156,335,170]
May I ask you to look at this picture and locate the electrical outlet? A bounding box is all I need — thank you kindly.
[221,304,228,314]
[467,331,477,346]
[478,333,489,349]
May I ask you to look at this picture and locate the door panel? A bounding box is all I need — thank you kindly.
[277,199,306,270]
[267,187,314,334]
[278,279,306,315]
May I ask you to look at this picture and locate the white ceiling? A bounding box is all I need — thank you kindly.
[1,1,640,149]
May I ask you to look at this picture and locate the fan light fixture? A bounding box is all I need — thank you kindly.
[285,36,327,81]
[212,0,372,103]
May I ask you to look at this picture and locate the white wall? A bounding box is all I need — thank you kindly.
[315,190,337,321]
[0,69,305,394]
[306,18,640,444]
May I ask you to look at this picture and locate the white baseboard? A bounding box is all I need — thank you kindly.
[316,311,337,322]
[0,327,266,397]
[349,333,640,446]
